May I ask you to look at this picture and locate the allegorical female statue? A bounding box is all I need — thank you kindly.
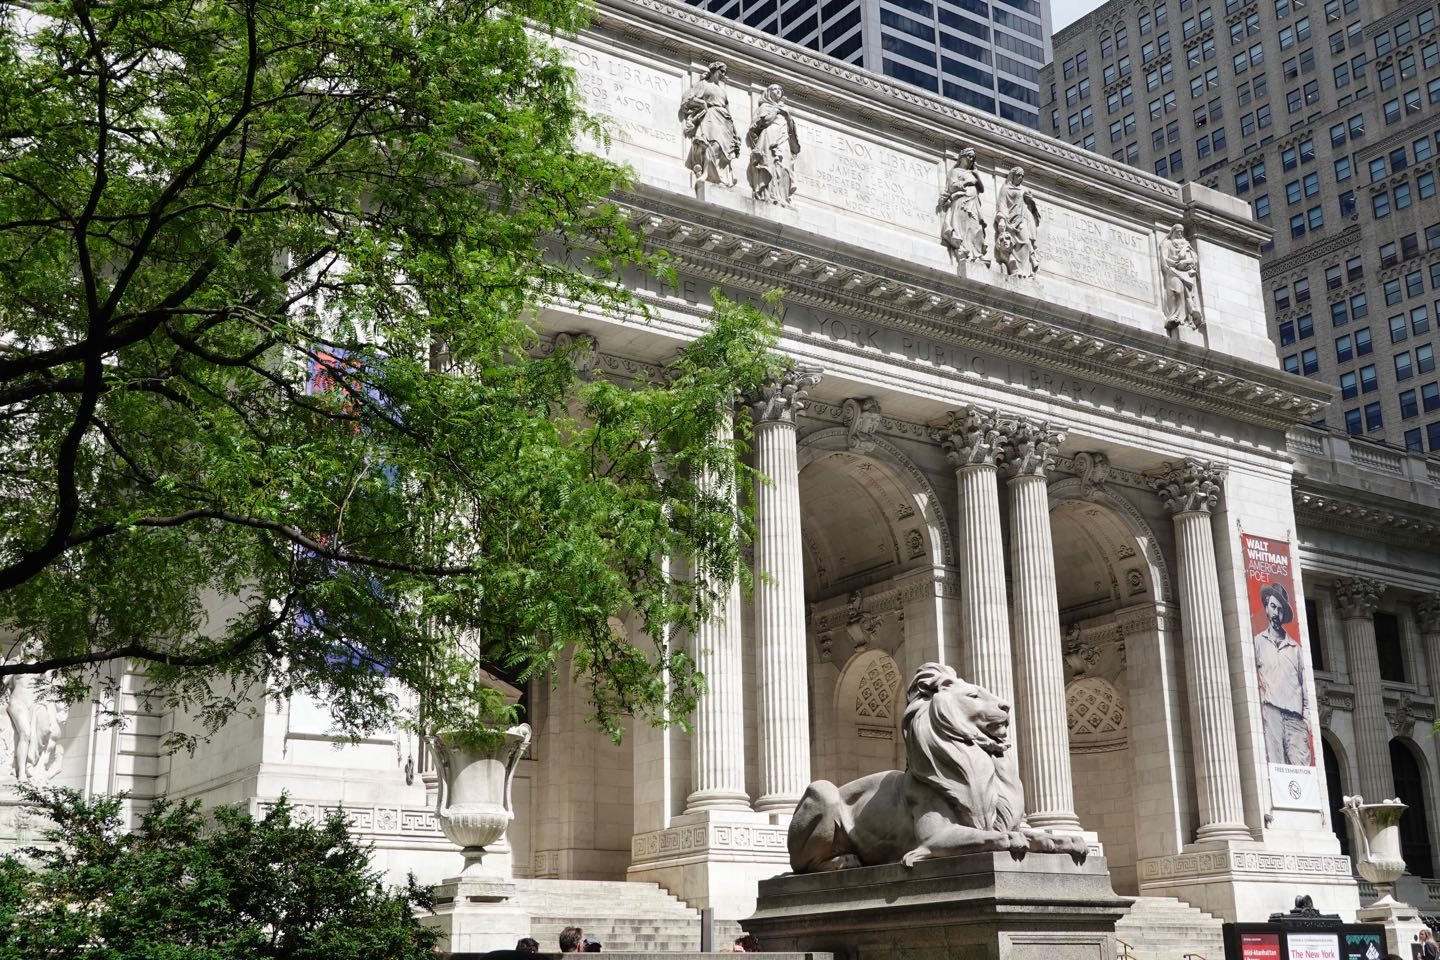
[993,166,1041,278]
[1160,223,1205,330]
[939,148,987,265]
[679,61,740,188]
[746,83,801,206]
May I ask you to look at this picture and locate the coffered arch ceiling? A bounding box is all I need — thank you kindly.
[797,446,939,603]
[1049,497,1159,620]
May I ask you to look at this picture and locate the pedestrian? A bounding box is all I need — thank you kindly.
[733,934,762,952]
[516,938,540,954]
[560,927,584,953]
[584,936,603,952]
[1419,927,1439,960]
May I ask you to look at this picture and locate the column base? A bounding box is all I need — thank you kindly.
[423,875,530,954]
[1356,896,1429,956]
[754,793,802,814]
[1137,839,1360,922]
[627,808,791,919]
[685,789,752,814]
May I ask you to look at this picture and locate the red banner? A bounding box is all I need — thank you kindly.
[1244,532,1314,768]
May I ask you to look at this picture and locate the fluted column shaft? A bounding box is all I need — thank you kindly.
[1004,419,1080,832]
[1417,594,1440,709]
[1152,460,1250,842]
[751,368,820,812]
[935,408,1013,703]
[1337,577,1393,801]
[686,416,749,813]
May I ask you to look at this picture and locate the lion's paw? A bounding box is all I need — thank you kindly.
[901,848,929,868]
[1006,832,1030,860]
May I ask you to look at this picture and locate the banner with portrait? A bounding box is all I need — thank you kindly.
[1243,531,1322,811]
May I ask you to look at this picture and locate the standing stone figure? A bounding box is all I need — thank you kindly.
[993,166,1041,278]
[2,668,64,783]
[1160,223,1205,330]
[746,84,800,206]
[939,148,987,265]
[679,61,740,188]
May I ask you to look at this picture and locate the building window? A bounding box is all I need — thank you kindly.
[1397,351,1414,380]
[1375,611,1405,682]
[1364,401,1382,430]
[1400,388,1418,417]
[1405,427,1423,451]
[1344,407,1362,434]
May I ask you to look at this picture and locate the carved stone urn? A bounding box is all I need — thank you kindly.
[433,724,531,878]
[1342,794,1408,902]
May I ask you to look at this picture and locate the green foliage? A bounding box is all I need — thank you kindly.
[0,785,438,960]
[0,0,783,743]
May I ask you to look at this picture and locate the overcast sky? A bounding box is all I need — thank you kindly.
[1052,0,1106,32]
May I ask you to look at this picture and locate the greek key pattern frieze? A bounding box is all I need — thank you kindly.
[630,822,790,864]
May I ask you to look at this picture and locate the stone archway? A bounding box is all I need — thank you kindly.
[1045,481,1175,896]
[828,649,904,785]
[797,429,949,787]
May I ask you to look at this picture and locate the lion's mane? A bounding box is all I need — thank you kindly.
[902,663,1024,834]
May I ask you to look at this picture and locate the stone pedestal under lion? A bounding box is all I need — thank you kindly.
[745,663,1129,960]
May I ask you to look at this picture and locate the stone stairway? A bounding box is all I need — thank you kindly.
[1115,896,1226,960]
[513,879,705,952]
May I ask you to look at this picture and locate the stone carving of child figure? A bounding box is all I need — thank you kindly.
[1161,223,1205,331]
[679,61,740,188]
[939,148,987,265]
[746,83,801,206]
[1,642,64,783]
[993,166,1041,278]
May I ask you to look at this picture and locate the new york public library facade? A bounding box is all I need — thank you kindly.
[8,0,1440,948]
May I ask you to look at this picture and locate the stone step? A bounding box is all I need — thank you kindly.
[518,879,706,953]
[1115,897,1225,960]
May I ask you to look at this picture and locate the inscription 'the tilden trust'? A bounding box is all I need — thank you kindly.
[1043,207,1155,303]
[624,269,1220,435]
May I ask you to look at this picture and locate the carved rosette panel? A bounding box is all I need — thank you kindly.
[931,406,1005,467]
[1416,594,1440,635]
[1334,576,1385,620]
[750,365,822,424]
[841,397,882,453]
[1148,458,1223,515]
[1065,676,1128,751]
[854,657,900,728]
[1001,418,1065,478]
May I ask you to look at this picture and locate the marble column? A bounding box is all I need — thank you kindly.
[1002,417,1081,832]
[1150,459,1251,843]
[933,407,1013,704]
[686,414,750,813]
[1336,576,1394,802]
[750,366,821,813]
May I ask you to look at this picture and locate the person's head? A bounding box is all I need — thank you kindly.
[1421,929,1432,942]
[735,934,762,953]
[560,927,584,952]
[583,937,603,953]
[1008,165,1025,183]
[517,938,541,954]
[706,61,727,80]
[1260,583,1293,628]
[764,83,784,103]
[1169,223,1186,240]
[958,147,975,168]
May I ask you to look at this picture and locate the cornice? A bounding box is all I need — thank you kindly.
[1259,225,1363,280]
[620,199,1331,430]
[1293,483,1440,548]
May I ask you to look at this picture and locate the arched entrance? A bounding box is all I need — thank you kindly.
[1321,735,1351,860]
[1390,738,1436,876]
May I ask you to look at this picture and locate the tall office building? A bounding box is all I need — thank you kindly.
[1042,0,1440,454]
[681,0,1052,126]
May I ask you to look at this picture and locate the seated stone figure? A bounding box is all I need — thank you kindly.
[788,662,1088,872]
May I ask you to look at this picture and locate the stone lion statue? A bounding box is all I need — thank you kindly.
[788,662,1088,871]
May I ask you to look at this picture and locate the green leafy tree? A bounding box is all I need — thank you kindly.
[0,786,440,959]
[0,0,782,743]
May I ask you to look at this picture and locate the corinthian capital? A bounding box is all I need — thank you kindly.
[750,365,822,424]
[1415,593,1440,634]
[1334,577,1385,620]
[1148,458,1223,514]
[932,406,1005,468]
[1002,418,1065,479]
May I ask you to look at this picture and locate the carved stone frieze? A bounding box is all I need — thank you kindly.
[1314,679,1354,730]
[932,406,1005,468]
[1001,417,1065,478]
[750,364,822,423]
[841,397,882,453]
[1385,692,1419,738]
[1334,577,1385,621]
[1148,458,1224,515]
[1293,491,1440,549]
